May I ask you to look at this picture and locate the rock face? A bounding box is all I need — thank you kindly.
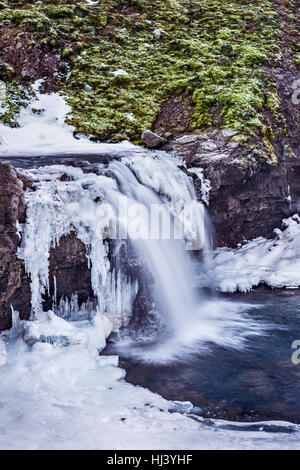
[42,232,95,313]
[0,26,68,92]
[141,130,165,149]
[153,93,193,138]
[0,163,31,330]
[166,130,293,247]
[206,159,291,247]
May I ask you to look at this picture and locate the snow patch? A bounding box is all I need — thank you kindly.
[188,167,211,205]
[208,215,300,292]
[0,85,141,157]
[0,338,6,366]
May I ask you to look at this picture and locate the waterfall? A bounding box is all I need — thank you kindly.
[106,160,205,334]
[18,151,206,334]
[17,150,258,363]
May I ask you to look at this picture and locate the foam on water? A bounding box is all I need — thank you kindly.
[110,299,265,364]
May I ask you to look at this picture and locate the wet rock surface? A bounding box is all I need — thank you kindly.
[42,232,95,313]
[165,129,294,247]
[0,162,31,330]
[141,130,165,149]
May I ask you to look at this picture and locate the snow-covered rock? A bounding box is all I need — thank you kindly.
[210,215,300,292]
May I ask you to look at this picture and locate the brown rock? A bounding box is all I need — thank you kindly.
[141,130,165,149]
[0,163,31,330]
[166,131,292,247]
[42,232,95,312]
[153,93,193,138]
[0,25,69,92]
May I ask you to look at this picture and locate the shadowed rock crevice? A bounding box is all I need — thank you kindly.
[42,232,95,313]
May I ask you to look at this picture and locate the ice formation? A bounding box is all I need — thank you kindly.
[208,215,300,292]
[17,150,206,333]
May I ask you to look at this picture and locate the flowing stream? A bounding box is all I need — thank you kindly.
[115,289,300,424]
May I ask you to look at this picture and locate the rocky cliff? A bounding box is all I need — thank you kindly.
[166,129,293,247]
[0,162,30,329]
[0,0,299,157]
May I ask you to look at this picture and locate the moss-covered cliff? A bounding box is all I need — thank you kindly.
[0,0,299,163]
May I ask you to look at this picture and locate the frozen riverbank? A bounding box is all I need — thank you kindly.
[202,215,300,292]
[0,312,299,450]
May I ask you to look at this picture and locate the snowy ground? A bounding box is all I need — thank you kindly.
[0,312,299,450]
[206,215,300,292]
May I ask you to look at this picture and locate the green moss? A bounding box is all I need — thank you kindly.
[47,6,75,19]
[0,81,33,126]
[0,61,15,81]
[62,47,73,59]
[0,0,286,162]
[0,8,51,28]
[0,1,8,11]
[294,53,300,68]
[61,0,281,145]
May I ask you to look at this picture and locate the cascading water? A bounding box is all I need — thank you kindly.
[18,151,261,364]
[106,160,202,335]
[4,87,260,362]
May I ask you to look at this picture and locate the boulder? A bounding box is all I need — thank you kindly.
[141,130,165,149]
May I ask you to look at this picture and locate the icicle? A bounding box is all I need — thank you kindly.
[18,152,207,338]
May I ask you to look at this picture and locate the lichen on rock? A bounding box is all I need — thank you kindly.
[0,0,298,164]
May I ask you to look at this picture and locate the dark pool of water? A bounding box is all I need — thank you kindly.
[106,289,300,423]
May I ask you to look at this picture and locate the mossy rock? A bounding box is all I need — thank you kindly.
[0,0,291,163]
[0,61,15,81]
